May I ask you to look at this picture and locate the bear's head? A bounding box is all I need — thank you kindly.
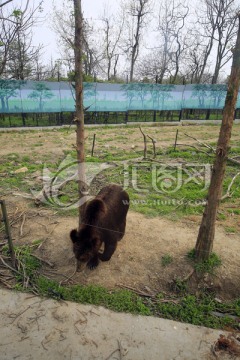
[70,227,101,263]
[70,198,106,265]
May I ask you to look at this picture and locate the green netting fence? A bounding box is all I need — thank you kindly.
[0,80,239,114]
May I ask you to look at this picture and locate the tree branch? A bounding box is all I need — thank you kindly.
[0,0,13,8]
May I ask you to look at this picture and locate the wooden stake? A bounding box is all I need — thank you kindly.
[0,200,17,268]
[147,134,156,158]
[139,126,147,159]
[91,133,96,157]
[174,129,179,151]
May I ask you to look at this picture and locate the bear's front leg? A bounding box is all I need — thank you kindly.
[87,254,99,270]
[98,242,117,262]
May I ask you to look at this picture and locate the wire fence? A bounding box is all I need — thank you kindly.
[0,80,239,127]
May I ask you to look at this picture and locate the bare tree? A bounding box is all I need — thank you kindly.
[100,5,124,81]
[195,0,239,84]
[136,49,169,82]
[5,30,43,79]
[121,0,152,82]
[82,21,104,78]
[51,1,76,74]
[195,13,240,260]
[184,33,213,84]
[0,4,21,75]
[0,0,43,77]
[166,2,189,84]
[33,56,47,80]
[209,0,239,84]
[52,1,103,79]
[146,0,189,84]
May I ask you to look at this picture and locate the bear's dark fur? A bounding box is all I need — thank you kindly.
[70,184,129,269]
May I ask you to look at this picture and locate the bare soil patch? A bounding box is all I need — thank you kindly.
[1,124,240,299]
[1,197,240,300]
[1,123,240,159]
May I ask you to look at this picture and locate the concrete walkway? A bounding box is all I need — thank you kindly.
[0,288,235,360]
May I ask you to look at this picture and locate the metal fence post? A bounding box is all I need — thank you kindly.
[125,111,128,124]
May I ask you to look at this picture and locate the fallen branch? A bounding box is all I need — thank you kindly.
[117,283,155,297]
[183,132,215,151]
[182,132,240,167]
[38,223,59,249]
[41,340,48,351]
[32,254,54,268]
[154,298,180,305]
[182,268,195,282]
[13,192,33,199]
[176,143,211,156]
[144,157,187,166]
[118,340,125,360]
[227,156,240,166]
[59,262,78,285]
[105,348,119,360]
[221,171,240,200]
[0,277,13,289]
[9,305,32,324]
[105,340,126,360]
[19,213,26,237]
[0,255,19,274]
[117,283,180,304]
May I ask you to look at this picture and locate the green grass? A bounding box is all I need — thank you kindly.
[1,143,239,219]
[153,294,240,329]
[104,158,209,218]
[1,243,239,330]
[217,213,226,220]
[161,254,173,267]
[187,249,222,274]
[0,155,45,193]
[225,226,237,234]
[228,208,240,215]
[34,278,240,329]
[2,244,41,290]
[36,277,151,315]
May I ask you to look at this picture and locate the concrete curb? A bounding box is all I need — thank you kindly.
[0,119,240,132]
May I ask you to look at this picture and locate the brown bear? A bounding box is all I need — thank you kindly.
[70,184,129,270]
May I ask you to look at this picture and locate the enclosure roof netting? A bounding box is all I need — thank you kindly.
[0,80,238,113]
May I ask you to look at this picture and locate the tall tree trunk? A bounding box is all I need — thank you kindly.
[195,14,240,261]
[130,42,138,82]
[73,0,85,229]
